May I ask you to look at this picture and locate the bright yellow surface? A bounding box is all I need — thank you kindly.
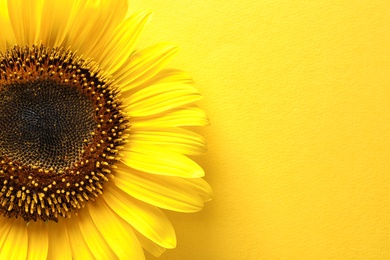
[132,1,390,259]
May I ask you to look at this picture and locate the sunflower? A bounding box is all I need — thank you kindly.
[0,0,212,259]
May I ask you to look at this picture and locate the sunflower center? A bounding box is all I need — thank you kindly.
[0,79,96,170]
[0,45,127,222]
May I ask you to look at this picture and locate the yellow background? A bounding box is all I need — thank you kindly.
[130,1,390,259]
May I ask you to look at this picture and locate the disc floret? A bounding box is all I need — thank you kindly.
[0,45,128,222]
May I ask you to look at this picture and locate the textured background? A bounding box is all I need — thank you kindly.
[130,1,390,259]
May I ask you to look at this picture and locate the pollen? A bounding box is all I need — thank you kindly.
[0,45,127,222]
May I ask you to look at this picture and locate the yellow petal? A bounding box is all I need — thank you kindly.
[114,163,205,212]
[115,43,179,91]
[133,228,167,257]
[99,11,153,75]
[7,0,43,45]
[131,105,209,127]
[0,217,11,247]
[127,83,202,117]
[77,207,117,259]
[180,177,214,202]
[27,221,48,260]
[0,218,27,260]
[40,0,77,47]
[129,127,207,155]
[144,68,194,84]
[65,217,95,260]
[0,1,16,50]
[121,69,194,95]
[104,183,176,248]
[61,0,128,60]
[47,220,72,260]
[122,144,204,178]
[88,199,145,259]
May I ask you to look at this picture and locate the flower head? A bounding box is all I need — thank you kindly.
[0,0,212,259]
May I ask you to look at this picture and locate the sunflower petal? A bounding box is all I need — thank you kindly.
[27,221,49,260]
[141,68,194,85]
[0,217,12,249]
[62,0,128,61]
[99,11,153,74]
[116,43,179,91]
[0,218,28,260]
[88,199,145,259]
[7,0,43,45]
[133,228,167,257]
[128,83,202,117]
[77,208,117,259]
[120,69,194,96]
[114,163,205,212]
[0,1,16,50]
[129,127,207,155]
[40,0,77,47]
[131,105,210,127]
[66,218,95,260]
[47,220,72,260]
[104,184,176,248]
[180,177,214,202]
[122,144,204,178]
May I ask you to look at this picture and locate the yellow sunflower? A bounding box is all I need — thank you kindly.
[0,0,212,259]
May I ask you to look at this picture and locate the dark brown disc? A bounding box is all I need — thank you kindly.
[0,45,128,222]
